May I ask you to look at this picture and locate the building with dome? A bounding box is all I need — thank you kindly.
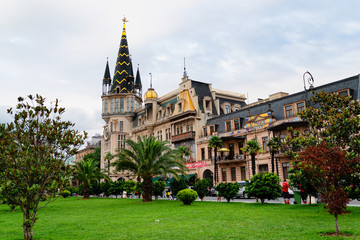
[100,18,247,182]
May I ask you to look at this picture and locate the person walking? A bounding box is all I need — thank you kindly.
[282,179,291,204]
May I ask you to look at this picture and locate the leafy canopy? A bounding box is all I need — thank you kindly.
[0,94,86,240]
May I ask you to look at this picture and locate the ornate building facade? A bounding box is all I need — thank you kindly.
[100,19,246,181]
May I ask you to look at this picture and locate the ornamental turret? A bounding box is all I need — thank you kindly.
[102,58,111,95]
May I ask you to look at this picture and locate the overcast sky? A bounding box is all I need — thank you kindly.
[1,0,360,138]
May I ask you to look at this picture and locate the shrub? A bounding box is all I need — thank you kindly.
[61,190,71,198]
[193,178,210,200]
[245,172,282,204]
[177,189,198,205]
[170,178,188,196]
[215,182,239,202]
[153,180,166,199]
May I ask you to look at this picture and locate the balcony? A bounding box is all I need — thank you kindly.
[213,154,246,164]
[171,131,195,143]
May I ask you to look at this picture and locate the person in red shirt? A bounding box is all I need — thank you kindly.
[282,179,291,204]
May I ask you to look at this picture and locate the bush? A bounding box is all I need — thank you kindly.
[61,190,71,198]
[170,178,188,196]
[215,182,239,202]
[245,172,282,204]
[193,178,210,200]
[177,189,198,205]
[153,180,166,199]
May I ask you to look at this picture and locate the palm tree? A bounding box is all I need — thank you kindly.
[208,136,223,184]
[177,145,191,162]
[72,158,110,199]
[112,136,186,202]
[267,137,281,174]
[243,139,261,177]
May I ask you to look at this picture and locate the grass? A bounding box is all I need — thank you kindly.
[1,197,360,240]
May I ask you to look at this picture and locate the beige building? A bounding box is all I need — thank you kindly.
[100,18,246,182]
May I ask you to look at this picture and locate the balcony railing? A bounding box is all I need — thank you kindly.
[211,154,246,163]
[171,131,195,143]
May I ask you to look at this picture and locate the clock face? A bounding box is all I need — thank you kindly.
[104,126,110,140]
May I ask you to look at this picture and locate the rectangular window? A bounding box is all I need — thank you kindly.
[234,119,240,130]
[222,168,227,182]
[190,123,193,132]
[118,135,126,149]
[186,125,190,132]
[231,167,236,181]
[280,134,286,143]
[169,128,171,139]
[110,122,113,132]
[285,105,293,118]
[104,100,108,114]
[165,129,168,140]
[226,121,231,132]
[120,98,124,113]
[160,130,162,141]
[225,105,230,114]
[262,137,268,152]
[208,148,212,159]
[283,162,290,179]
[259,164,269,173]
[338,89,349,97]
[209,125,214,135]
[127,98,130,112]
[131,98,134,112]
[203,128,208,137]
[201,148,205,160]
[119,121,123,133]
[115,99,119,113]
[297,102,305,113]
[110,99,114,113]
[240,167,246,181]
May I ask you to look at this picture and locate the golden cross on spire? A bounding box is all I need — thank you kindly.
[122,16,128,33]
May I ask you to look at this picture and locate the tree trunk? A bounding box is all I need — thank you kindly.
[214,148,218,184]
[271,151,275,173]
[23,213,34,240]
[334,214,340,235]
[251,154,256,176]
[142,177,152,202]
[83,185,90,199]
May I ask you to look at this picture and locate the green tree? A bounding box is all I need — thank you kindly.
[108,181,124,198]
[152,180,166,199]
[72,158,110,199]
[215,182,239,202]
[112,136,186,202]
[177,145,191,162]
[243,140,262,177]
[245,172,282,204]
[123,180,136,197]
[0,94,85,240]
[208,136,223,183]
[287,91,360,234]
[267,137,281,173]
[289,163,318,204]
[83,146,101,168]
[193,178,210,200]
[170,178,188,197]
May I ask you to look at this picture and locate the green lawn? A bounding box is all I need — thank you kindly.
[1,197,359,240]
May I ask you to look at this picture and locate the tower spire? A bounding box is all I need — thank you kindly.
[102,58,111,95]
[183,57,187,77]
[111,16,134,93]
[134,64,142,97]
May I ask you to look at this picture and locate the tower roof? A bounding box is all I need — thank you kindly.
[103,58,111,85]
[111,17,134,93]
[144,88,158,100]
[134,65,142,89]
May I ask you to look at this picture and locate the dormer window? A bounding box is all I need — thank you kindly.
[225,105,230,114]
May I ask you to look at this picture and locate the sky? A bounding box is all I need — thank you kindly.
[1,0,360,139]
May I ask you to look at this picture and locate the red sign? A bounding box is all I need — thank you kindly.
[186,161,207,169]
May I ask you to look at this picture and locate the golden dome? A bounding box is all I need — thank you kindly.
[144,88,158,100]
